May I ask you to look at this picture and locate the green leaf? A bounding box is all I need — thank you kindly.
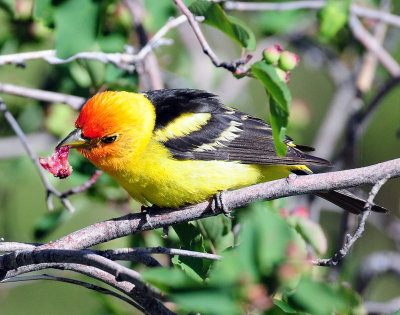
[289,216,328,255]
[173,223,209,279]
[54,0,100,58]
[253,203,294,274]
[173,290,239,315]
[251,62,291,156]
[318,0,350,41]
[33,0,53,25]
[251,62,291,115]
[288,279,361,315]
[189,0,256,50]
[269,96,288,156]
[273,299,297,313]
[142,267,199,292]
[197,215,234,252]
[0,0,15,16]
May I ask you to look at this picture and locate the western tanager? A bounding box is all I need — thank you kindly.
[57,89,387,214]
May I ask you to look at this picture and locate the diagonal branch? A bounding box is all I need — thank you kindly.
[1,262,173,315]
[36,158,400,251]
[60,171,102,198]
[0,98,75,212]
[0,249,166,304]
[0,82,85,110]
[1,274,142,309]
[174,0,252,74]
[348,14,400,77]
[312,175,390,266]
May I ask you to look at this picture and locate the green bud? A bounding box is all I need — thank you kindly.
[278,51,299,71]
[262,44,282,64]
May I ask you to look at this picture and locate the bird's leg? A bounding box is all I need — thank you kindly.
[211,191,233,218]
[141,204,162,229]
[161,226,170,239]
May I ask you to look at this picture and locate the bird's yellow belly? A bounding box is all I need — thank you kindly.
[101,140,306,209]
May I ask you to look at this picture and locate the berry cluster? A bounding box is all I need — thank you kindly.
[262,45,299,83]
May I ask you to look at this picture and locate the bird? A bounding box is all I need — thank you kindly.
[57,89,387,214]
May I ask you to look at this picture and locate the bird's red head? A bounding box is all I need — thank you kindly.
[59,91,156,169]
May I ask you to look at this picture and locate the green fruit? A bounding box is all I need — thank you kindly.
[262,44,282,64]
[278,51,299,71]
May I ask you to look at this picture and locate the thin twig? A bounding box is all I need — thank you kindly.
[312,176,390,266]
[0,242,221,261]
[36,158,400,251]
[1,263,172,314]
[354,76,400,142]
[0,249,164,302]
[221,1,400,29]
[222,0,326,11]
[123,0,164,90]
[0,15,187,73]
[174,0,252,74]
[348,14,400,77]
[0,98,75,212]
[1,274,141,309]
[104,247,222,261]
[0,132,55,159]
[356,0,391,93]
[351,3,400,28]
[0,82,85,110]
[60,171,102,198]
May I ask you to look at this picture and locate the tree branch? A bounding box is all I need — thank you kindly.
[312,176,390,267]
[0,82,85,110]
[1,274,143,309]
[1,262,174,315]
[34,158,400,251]
[60,171,102,198]
[348,14,400,77]
[174,0,252,74]
[221,1,400,29]
[0,242,221,262]
[0,248,174,314]
[0,15,186,73]
[0,98,75,212]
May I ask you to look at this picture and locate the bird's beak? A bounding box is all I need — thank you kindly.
[56,128,90,149]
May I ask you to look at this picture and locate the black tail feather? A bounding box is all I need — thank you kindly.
[317,189,388,214]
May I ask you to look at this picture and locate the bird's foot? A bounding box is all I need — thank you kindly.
[211,191,233,218]
[161,226,170,239]
[141,204,162,229]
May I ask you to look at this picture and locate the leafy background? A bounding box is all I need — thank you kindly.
[0,0,400,314]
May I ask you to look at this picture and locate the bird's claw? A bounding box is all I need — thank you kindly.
[141,204,161,229]
[161,226,169,239]
[211,191,233,218]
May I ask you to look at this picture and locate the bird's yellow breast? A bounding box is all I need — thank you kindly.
[103,138,307,208]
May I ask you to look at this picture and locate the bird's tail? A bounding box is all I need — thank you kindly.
[316,189,388,214]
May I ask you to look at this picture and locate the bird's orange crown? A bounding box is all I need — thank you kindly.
[75,91,156,165]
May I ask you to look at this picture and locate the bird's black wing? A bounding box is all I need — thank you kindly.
[145,89,330,166]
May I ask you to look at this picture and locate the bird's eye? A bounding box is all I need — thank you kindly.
[101,134,118,144]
